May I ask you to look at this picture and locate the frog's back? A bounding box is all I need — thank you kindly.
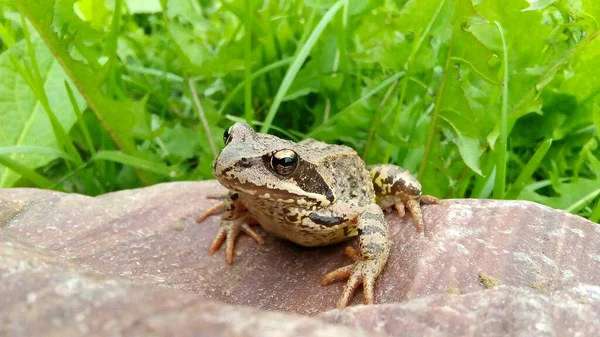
[299,139,374,203]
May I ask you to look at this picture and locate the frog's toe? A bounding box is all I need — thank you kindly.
[393,202,406,217]
[322,258,381,308]
[343,246,359,262]
[208,224,230,257]
[209,217,263,264]
[196,201,224,223]
[322,264,354,285]
[405,198,425,232]
[240,223,265,245]
[421,194,439,205]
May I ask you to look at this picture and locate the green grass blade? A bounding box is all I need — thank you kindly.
[189,79,218,156]
[419,42,452,180]
[506,139,552,199]
[51,161,92,191]
[218,57,293,115]
[65,81,96,155]
[363,79,399,159]
[17,14,83,166]
[0,21,16,48]
[589,199,600,223]
[243,0,253,123]
[97,0,122,83]
[259,0,344,133]
[0,156,54,189]
[493,21,509,199]
[383,0,447,163]
[0,145,77,162]
[91,151,175,177]
[307,71,405,138]
[225,114,302,141]
[565,187,600,214]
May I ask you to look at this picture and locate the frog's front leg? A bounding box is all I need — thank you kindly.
[196,192,264,264]
[320,203,390,308]
[370,164,438,232]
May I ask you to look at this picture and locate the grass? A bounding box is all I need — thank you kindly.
[0,0,599,222]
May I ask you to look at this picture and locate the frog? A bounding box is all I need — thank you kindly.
[196,122,438,308]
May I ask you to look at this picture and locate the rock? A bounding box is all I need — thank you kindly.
[1,181,599,336]
[318,285,600,337]
[0,238,376,337]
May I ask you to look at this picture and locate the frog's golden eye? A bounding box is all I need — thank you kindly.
[269,149,299,176]
[223,126,233,145]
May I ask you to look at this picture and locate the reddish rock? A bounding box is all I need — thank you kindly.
[318,285,600,336]
[0,237,376,337]
[1,181,599,336]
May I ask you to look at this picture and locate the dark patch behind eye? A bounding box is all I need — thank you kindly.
[262,153,334,203]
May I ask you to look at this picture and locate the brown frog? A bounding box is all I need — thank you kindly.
[197,122,438,308]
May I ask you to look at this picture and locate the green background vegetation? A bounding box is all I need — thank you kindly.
[0,0,599,222]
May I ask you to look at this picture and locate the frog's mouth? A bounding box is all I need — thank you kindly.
[216,175,331,207]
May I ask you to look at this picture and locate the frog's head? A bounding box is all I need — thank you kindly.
[213,122,334,207]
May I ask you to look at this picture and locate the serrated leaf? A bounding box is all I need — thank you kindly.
[15,0,158,185]
[0,37,83,187]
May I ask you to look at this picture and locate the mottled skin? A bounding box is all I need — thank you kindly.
[197,122,437,308]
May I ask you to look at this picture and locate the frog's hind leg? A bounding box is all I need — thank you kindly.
[322,204,390,308]
[369,164,438,232]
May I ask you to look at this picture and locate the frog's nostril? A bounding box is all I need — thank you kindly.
[237,157,252,169]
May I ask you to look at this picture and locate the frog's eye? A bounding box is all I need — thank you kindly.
[269,149,299,176]
[223,126,233,145]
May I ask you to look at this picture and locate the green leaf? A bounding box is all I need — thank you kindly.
[91,151,175,177]
[440,118,484,176]
[160,124,200,162]
[493,21,508,199]
[0,37,82,187]
[0,145,77,162]
[306,71,406,140]
[521,0,556,12]
[16,0,155,184]
[122,0,162,14]
[521,177,600,212]
[0,155,54,189]
[507,138,552,199]
[594,103,600,140]
[420,0,496,182]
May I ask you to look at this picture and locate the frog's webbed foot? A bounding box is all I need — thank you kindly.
[209,214,264,264]
[198,192,264,264]
[404,194,439,233]
[322,248,388,307]
[321,205,390,308]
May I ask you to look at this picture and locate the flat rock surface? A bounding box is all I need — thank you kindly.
[1,181,599,336]
[318,284,600,337]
